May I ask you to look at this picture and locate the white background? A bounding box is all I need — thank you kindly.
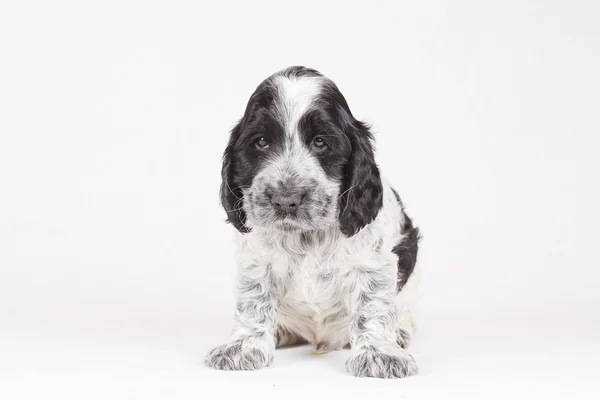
[1,0,599,399]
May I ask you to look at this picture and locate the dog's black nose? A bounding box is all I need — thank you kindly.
[271,194,302,214]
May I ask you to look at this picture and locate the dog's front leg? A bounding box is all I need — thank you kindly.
[205,263,277,371]
[346,264,418,378]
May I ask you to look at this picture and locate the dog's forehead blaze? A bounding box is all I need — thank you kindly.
[272,75,323,140]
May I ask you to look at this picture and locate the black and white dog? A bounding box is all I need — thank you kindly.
[205,66,420,379]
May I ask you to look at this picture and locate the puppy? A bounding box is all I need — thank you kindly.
[205,66,420,378]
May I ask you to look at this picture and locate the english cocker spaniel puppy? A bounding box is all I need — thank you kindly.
[205,66,420,379]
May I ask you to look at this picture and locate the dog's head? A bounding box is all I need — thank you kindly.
[220,66,383,236]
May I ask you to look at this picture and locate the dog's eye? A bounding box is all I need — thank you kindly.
[255,137,269,149]
[312,137,327,150]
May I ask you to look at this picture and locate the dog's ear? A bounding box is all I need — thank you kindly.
[338,121,383,237]
[220,123,249,233]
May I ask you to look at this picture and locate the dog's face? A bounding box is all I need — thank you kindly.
[220,67,383,236]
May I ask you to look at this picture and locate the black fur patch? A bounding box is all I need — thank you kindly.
[390,189,420,291]
[220,81,284,232]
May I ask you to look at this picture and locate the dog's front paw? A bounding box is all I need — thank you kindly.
[205,341,273,371]
[346,346,418,379]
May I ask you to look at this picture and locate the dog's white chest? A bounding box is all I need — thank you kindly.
[271,248,353,347]
[285,253,344,312]
[239,228,385,347]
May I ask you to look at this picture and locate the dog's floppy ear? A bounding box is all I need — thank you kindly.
[338,121,383,237]
[220,123,249,233]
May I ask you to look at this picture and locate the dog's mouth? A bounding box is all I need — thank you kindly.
[273,217,303,231]
[273,209,299,220]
